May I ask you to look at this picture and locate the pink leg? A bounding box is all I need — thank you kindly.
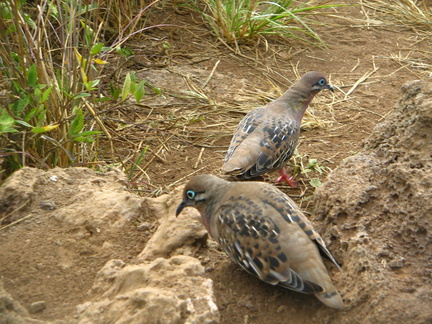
[275,168,297,187]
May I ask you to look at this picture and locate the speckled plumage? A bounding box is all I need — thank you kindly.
[176,174,344,309]
[222,71,333,181]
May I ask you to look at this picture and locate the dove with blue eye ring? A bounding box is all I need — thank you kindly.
[176,174,344,309]
[222,71,334,187]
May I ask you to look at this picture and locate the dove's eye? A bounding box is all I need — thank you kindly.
[186,190,196,199]
[318,78,326,85]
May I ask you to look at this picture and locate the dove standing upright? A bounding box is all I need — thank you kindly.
[176,174,344,309]
[222,71,333,185]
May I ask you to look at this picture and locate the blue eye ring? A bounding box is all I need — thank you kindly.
[318,78,326,86]
[186,190,196,199]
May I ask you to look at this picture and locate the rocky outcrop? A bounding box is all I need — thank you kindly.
[312,80,432,323]
[76,256,219,324]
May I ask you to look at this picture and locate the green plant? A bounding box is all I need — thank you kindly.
[193,0,343,48]
[290,151,332,189]
[0,0,159,177]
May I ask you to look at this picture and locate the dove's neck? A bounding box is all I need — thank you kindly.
[277,87,319,122]
[200,182,229,237]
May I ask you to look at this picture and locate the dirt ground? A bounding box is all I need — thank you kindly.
[0,1,431,323]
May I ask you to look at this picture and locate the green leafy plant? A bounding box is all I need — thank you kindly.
[193,0,343,48]
[0,0,159,177]
[290,151,332,189]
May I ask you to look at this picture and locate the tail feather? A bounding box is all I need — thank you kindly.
[222,148,257,175]
[315,289,344,309]
[297,262,344,309]
[221,159,243,174]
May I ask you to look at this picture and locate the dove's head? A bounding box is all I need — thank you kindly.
[176,174,227,217]
[299,71,334,93]
[281,71,334,120]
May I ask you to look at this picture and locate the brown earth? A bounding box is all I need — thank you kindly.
[1,2,432,324]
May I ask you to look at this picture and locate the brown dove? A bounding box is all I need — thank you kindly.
[222,71,333,185]
[176,174,344,309]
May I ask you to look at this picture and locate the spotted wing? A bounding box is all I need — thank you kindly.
[212,195,323,294]
[245,117,299,178]
[223,108,300,178]
[224,108,266,163]
[260,184,342,271]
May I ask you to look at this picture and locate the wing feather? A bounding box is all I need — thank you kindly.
[213,195,324,295]
[223,108,300,178]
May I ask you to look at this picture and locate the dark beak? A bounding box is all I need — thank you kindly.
[176,200,187,216]
[327,84,334,92]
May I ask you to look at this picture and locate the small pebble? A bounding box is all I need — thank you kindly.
[137,222,151,231]
[39,200,56,210]
[389,257,406,269]
[29,301,46,314]
[330,226,340,237]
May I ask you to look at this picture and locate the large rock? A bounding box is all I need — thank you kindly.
[76,256,219,324]
[138,192,207,261]
[312,80,432,323]
[0,167,142,226]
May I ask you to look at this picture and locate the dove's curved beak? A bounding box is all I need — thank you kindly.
[327,84,334,92]
[176,200,187,216]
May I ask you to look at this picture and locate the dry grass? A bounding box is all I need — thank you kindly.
[0,1,372,201]
[362,0,432,30]
[104,33,342,197]
[383,50,432,77]
[358,1,432,79]
[104,3,392,199]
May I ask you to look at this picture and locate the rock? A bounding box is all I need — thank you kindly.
[236,295,254,311]
[29,301,46,314]
[311,80,432,323]
[0,167,143,228]
[0,166,216,323]
[39,200,56,210]
[0,280,45,323]
[137,191,208,260]
[0,167,41,223]
[388,257,406,269]
[77,255,220,324]
[136,222,151,231]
